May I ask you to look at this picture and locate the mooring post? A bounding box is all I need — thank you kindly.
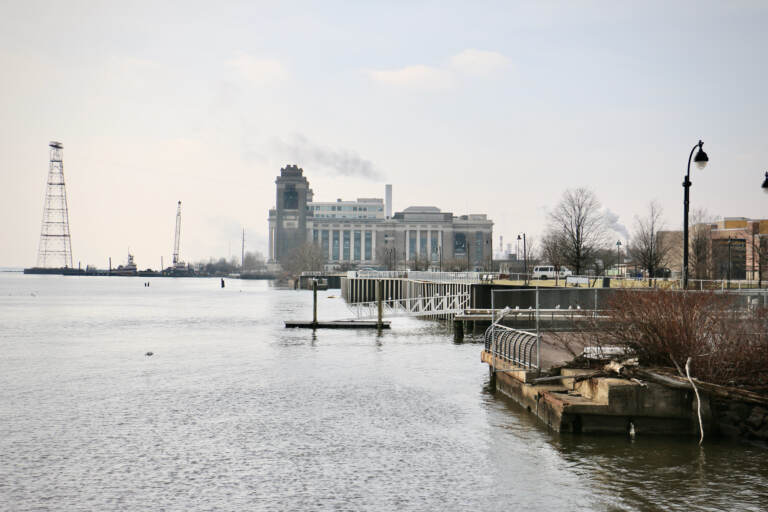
[312,279,318,327]
[454,318,464,341]
[376,280,383,329]
[536,286,541,371]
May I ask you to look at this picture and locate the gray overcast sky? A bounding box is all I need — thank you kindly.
[1,1,766,268]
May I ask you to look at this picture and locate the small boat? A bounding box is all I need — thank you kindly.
[111,252,138,276]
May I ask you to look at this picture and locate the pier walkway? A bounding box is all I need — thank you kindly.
[346,293,470,319]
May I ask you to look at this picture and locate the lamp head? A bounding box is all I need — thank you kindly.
[762,171,768,195]
[694,141,708,170]
[616,240,622,247]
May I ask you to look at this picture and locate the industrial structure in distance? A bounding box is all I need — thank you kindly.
[267,164,494,270]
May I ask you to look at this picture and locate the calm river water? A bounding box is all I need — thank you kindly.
[1,273,766,511]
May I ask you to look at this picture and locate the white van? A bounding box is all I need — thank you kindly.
[533,266,573,280]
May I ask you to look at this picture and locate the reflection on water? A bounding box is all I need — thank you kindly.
[0,273,766,511]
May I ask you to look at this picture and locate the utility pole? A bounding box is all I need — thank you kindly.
[172,201,182,267]
[241,228,245,271]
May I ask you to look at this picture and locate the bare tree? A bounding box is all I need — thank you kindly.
[749,232,768,288]
[630,201,671,283]
[375,246,400,270]
[540,229,568,285]
[412,255,433,271]
[281,243,326,277]
[689,208,714,279]
[442,257,470,272]
[548,188,607,275]
[242,251,266,271]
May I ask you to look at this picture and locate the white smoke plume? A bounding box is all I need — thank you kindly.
[603,208,629,240]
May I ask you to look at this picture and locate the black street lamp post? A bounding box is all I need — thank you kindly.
[683,140,709,290]
[517,233,527,285]
[616,240,622,277]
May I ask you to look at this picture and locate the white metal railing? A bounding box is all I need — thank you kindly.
[349,270,408,279]
[408,271,495,283]
[347,293,470,319]
[346,270,498,283]
[499,272,768,291]
[485,324,539,370]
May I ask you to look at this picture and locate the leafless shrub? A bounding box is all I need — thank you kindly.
[587,290,768,388]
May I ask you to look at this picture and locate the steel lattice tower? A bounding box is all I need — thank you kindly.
[36,141,73,268]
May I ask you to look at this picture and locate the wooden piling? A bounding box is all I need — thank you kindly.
[312,279,318,327]
[376,280,383,329]
[454,319,464,341]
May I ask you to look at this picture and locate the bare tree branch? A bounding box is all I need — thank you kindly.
[547,188,607,275]
[630,201,670,283]
[281,243,326,277]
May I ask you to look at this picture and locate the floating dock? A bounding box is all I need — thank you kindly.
[285,279,390,329]
[284,320,390,329]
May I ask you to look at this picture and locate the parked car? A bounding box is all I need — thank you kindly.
[532,265,573,279]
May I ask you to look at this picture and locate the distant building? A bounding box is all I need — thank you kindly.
[267,165,494,269]
[268,164,313,264]
[659,217,768,280]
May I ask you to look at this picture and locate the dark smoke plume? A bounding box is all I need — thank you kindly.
[273,134,384,180]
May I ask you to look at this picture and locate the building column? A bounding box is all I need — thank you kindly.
[371,229,376,262]
[427,230,432,262]
[416,228,421,258]
[350,228,355,262]
[362,231,367,261]
[327,230,332,261]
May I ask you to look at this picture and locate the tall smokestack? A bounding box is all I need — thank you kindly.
[385,184,392,218]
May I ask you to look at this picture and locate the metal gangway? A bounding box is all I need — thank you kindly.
[347,293,470,319]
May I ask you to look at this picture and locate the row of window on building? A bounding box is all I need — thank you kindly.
[310,229,487,262]
[313,214,379,219]
[313,229,374,261]
[308,205,382,212]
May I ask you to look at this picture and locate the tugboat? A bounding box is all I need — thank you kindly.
[111,252,139,276]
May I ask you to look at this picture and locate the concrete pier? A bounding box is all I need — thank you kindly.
[482,350,710,435]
